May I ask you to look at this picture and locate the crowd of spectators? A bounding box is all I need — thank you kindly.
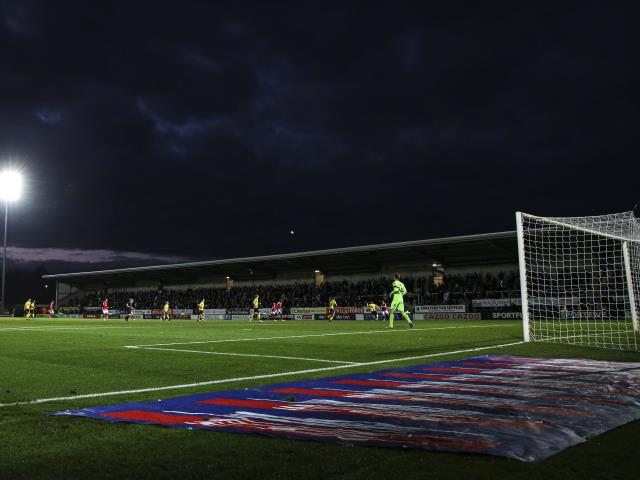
[80,271,519,312]
[427,271,520,306]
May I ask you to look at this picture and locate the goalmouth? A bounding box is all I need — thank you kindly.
[516,210,640,352]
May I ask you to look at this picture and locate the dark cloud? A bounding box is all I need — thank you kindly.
[6,246,191,265]
[0,1,639,270]
[34,108,63,124]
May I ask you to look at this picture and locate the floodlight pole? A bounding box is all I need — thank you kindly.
[1,202,8,313]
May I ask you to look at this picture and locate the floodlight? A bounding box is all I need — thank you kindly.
[0,170,23,202]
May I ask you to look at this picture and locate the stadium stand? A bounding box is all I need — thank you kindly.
[43,231,520,314]
[79,272,520,311]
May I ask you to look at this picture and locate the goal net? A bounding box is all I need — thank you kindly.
[516,211,640,351]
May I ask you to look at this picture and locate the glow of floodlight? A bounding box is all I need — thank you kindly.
[0,170,23,202]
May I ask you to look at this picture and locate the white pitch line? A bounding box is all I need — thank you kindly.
[134,346,359,364]
[0,323,221,332]
[0,321,402,334]
[0,326,138,333]
[0,325,115,330]
[0,340,524,408]
[535,332,637,342]
[124,324,516,348]
[0,324,186,333]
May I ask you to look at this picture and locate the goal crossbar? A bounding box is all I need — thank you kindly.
[519,212,638,243]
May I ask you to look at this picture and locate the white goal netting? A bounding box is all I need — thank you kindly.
[516,211,640,351]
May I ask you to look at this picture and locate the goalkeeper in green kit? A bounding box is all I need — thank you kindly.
[389,273,413,329]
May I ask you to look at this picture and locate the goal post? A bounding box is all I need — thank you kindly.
[516,210,640,351]
[515,212,530,342]
[622,241,639,333]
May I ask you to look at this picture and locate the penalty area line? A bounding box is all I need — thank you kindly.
[0,340,524,408]
[0,326,136,333]
[133,346,360,364]
[0,326,177,334]
[124,324,516,348]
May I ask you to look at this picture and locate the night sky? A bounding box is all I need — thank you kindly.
[1,1,639,273]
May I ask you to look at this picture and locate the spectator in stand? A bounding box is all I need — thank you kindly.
[77,271,519,313]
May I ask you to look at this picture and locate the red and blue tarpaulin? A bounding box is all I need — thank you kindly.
[52,355,640,461]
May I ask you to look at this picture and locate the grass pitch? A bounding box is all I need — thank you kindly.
[1,317,639,480]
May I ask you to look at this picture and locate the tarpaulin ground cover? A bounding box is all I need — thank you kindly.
[52,355,640,461]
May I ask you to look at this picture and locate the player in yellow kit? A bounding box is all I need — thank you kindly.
[389,273,413,329]
[197,299,205,322]
[162,301,170,321]
[24,299,32,319]
[251,294,263,322]
[327,297,337,322]
[367,302,379,320]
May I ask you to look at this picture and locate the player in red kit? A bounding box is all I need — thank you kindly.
[102,298,109,320]
[271,299,284,322]
[49,300,55,319]
[381,301,389,322]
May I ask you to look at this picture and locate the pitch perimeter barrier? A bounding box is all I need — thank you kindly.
[414,312,481,321]
[415,305,466,313]
[291,307,326,314]
[46,305,523,321]
[472,298,522,307]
